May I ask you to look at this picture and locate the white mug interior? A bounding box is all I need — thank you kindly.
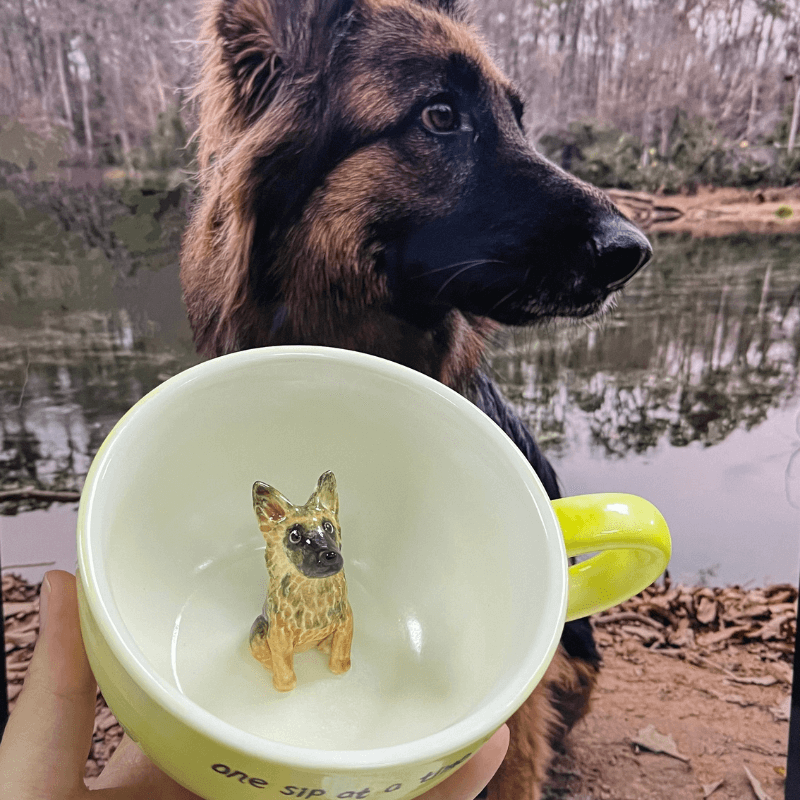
[79,346,567,765]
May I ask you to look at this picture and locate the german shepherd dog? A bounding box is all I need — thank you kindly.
[180,0,652,796]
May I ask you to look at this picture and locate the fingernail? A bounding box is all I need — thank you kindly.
[39,573,52,635]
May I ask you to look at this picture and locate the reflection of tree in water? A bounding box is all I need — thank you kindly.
[0,310,196,506]
[492,235,800,457]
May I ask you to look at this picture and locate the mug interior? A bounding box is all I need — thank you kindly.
[80,348,566,755]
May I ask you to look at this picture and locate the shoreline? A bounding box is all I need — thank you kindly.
[608,185,800,237]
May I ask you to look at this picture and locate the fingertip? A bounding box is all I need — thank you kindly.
[42,569,78,594]
[39,571,76,633]
[492,723,510,755]
[31,570,93,696]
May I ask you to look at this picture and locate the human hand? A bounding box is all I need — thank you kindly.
[0,571,508,800]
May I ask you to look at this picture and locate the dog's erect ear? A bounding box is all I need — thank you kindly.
[215,0,287,124]
[253,481,294,529]
[214,0,357,123]
[309,471,339,517]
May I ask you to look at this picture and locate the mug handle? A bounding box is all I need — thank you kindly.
[552,493,672,622]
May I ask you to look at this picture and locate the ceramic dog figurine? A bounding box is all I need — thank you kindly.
[250,471,353,691]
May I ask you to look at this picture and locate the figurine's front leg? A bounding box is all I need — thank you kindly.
[268,626,297,691]
[327,611,353,675]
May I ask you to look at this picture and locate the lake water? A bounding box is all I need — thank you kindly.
[0,184,798,586]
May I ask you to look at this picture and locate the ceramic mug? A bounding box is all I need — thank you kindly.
[77,346,670,800]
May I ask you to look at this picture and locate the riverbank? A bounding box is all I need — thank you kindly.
[608,186,800,237]
[3,573,794,797]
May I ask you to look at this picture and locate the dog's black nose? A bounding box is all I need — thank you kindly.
[593,216,652,289]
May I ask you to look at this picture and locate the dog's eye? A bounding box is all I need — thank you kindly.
[288,528,302,544]
[421,102,459,134]
[323,521,334,534]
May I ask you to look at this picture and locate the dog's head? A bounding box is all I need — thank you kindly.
[182,0,650,357]
[253,472,344,579]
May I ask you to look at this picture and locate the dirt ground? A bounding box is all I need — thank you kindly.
[3,574,795,799]
[545,636,789,800]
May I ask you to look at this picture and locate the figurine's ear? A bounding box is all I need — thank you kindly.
[253,482,293,527]
[311,471,338,516]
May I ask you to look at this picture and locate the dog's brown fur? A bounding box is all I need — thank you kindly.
[182,0,555,387]
[180,0,649,796]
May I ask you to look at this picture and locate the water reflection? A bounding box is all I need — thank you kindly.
[489,234,800,584]
[0,190,798,583]
[0,309,198,499]
[491,235,800,458]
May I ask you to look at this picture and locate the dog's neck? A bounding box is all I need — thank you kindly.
[215,299,495,392]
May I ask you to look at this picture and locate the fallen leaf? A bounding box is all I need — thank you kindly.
[702,779,724,798]
[620,625,664,646]
[696,625,749,646]
[770,696,791,722]
[738,604,769,619]
[2,600,38,617]
[696,596,718,624]
[724,674,777,686]
[720,692,754,706]
[632,725,691,763]
[743,765,773,800]
[752,615,793,641]
[766,662,793,684]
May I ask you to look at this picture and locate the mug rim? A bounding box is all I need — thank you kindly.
[77,345,568,771]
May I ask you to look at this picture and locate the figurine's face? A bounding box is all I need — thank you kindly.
[284,515,344,578]
[252,471,345,579]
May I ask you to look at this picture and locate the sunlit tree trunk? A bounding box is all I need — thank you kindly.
[53,34,75,144]
[789,77,800,152]
[68,38,93,162]
[109,36,132,169]
[79,78,92,162]
[149,49,167,115]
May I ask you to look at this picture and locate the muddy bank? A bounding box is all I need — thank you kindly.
[3,574,795,796]
[608,186,800,237]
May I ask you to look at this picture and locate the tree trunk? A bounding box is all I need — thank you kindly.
[149,49,167,114]
[109,41,132,169]
[745,77,759,141]
[80,77,93,162]
[1,29,21,110]
[789,77,800,153]
[54,34,75,142]
[659,107,673,159]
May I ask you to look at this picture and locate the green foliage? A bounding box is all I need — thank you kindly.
[539,113,800,191]
[131,105,196,172]
[0,116,69,179]
[539,122,642,189]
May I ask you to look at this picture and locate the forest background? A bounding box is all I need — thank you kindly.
[2,0,800,192]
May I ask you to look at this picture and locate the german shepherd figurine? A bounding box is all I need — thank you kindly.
[182,0,652,795]
[250,471,354,692]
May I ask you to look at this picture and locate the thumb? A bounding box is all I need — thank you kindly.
[0,570,97,798]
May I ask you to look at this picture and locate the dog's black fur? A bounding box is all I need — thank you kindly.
[468,371,600,666]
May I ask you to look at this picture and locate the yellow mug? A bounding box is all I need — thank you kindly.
[77,346,670,800]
